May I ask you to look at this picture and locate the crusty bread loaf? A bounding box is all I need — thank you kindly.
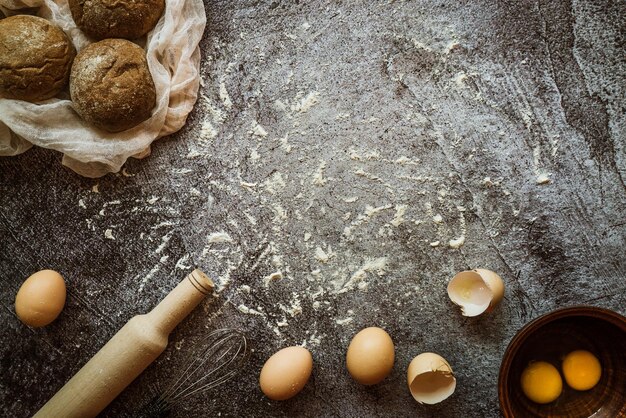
[0,15,75,102]
[70,39,156,132]
[68,0,165,40]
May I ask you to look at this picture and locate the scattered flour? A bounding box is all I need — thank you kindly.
[305,332,322,347]
[536,173,551,184]
[312,161,328,186]
[155,232,173,254]
[448,207,467,248]
[365,204,393,217]
[237,305,266,316]
[263,172,287,194]
[252,121,268,137]
[349,148,381,161]
[207,232,233,244]
[263,271,283,287]
[314,246,334,263]
[138,256,169,292]
[339,257,388,293]
[449,236,466,249]
[353,168,392,188]
[291,91,320,113]
[343,204,393,238]
[240,181,257,191]
[175,254,191,270]
[336,316,354,325]
[452,72,468,87]
[278,134,292,153]
[186,149,204,160]
[151,221,175,230]
[391,205,407,227]
[200,119,218,140]
[171,168,193,175]
[279,293,303,317]
[219,81,232,109]
[394,156,420,165]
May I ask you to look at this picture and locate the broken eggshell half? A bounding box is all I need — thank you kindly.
[447,268,504,317]
[407,352,456,404]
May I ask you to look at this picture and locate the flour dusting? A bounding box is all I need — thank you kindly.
[339,257,388,293]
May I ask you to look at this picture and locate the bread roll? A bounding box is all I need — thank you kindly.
[69,0,165,40]
[70,39,156,132]
[0,15,75,102]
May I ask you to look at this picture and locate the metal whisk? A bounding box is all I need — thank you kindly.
[137,328,249,417]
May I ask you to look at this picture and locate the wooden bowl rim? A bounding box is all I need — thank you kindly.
[498,306,626,417]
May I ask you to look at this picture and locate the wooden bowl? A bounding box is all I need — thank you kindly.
[499,306,626,417]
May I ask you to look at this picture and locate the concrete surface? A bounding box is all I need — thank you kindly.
[1,0,625,417]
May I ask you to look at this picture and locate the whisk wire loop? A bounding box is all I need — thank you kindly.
[138,328,249,417]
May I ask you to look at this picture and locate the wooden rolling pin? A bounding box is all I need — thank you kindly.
[34,269,214,418]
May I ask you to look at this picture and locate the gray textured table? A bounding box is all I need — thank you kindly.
[1,1,625,417]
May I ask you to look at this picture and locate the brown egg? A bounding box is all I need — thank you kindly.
[346,327,395,385]
[259,346,313,400]
[15,269,66,327]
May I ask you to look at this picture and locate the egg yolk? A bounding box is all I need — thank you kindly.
[521,361,562,404]
[562,350,601,391]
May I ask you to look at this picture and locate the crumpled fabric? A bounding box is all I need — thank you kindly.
[0,0,205,177]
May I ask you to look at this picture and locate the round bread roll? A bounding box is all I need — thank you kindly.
[0,15,75,102]
[69,0,165,40]
[70,39,156,132]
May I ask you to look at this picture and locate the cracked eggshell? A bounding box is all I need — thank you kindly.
[407,352,456,404]
[447,268,504,317]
